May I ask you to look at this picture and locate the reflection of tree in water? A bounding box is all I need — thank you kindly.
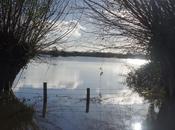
[127,62,175,130]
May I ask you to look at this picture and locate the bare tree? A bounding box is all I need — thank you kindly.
[0,0,80,93]
[85,0,175,97]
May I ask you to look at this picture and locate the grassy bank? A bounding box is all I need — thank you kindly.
[0,94,38,130]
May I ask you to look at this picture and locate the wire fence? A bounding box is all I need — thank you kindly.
[12,84,146,130]
[12,83,142,116]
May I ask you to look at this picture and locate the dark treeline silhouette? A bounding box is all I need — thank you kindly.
[40,50,146,59]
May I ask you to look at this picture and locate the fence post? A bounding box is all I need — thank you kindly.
[86,88,90,113]
[42,82,47,118]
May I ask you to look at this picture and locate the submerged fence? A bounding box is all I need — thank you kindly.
[13,82,136,118]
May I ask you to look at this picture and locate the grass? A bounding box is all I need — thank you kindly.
[0,93,38,130]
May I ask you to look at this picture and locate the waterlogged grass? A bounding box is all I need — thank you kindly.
[0,93,38,130]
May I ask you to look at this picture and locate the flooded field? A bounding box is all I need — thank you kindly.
[13,56,149,130]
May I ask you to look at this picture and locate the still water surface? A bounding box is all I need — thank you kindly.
[13,56,149,130]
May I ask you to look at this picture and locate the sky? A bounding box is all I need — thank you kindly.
[45,0,136,54]
[46,0,129,53]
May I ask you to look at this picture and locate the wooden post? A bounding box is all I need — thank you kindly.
[86,88,90,113]
[42,82,47,118]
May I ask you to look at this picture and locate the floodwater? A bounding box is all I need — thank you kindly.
[13,56,149,130]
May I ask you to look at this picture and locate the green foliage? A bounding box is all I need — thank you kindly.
[126,62,168,106]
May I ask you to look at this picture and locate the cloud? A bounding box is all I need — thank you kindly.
[55,20,86,38]
[68,21,86,38]
[46,20,86,42]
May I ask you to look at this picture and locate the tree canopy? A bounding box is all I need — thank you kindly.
[0,0,80,93]
[0,0,77,58]
[85,0,175,97]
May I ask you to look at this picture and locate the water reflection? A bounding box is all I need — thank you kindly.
[132,122,142,130]
[13,57,149,130]
[102,90,144,105]
[126,59,149,66]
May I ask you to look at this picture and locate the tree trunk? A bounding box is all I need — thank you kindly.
[0,33,33,95]
[161,53,175,97]
[151,39,175,97]
[153,97,175,130]
[0,59,27,94]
